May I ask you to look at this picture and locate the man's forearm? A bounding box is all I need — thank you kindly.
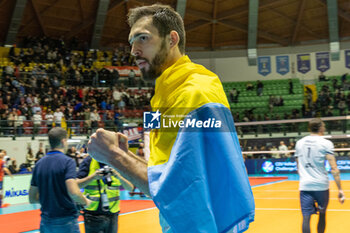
[28,186,40,204]
[69,190,88,206]
[77,174,97,188]
[108,150,150,196]
[331,169,343,191]
[4,167,12,177]
[113,169,134,191]
[29,194,40,204]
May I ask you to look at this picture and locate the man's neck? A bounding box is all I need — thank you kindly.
[310,133,323,136]
[161,50,183,73]
[51,148,64,153]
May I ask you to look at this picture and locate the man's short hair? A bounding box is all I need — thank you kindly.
[127,4,186,54]
[308,118,323,133]
[48,127,67,149]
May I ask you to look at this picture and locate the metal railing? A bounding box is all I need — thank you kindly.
[235,115,350,137]
[1,115,350,138]
[0,119,141,138]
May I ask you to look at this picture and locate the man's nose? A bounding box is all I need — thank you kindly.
[131,45,141,57]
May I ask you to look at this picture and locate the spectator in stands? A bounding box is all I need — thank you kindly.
[16,111,26,135]
[338,96,347,116]
[33,110,42,134]
[229,88,239,103]
[51,76,60,88]
[7,109,16,135]
[318,72,327,81]
[269,96,276,111]
[45,110,54,130]
[111,69,120,86]
[90,109,101,133]
[77,147,88,164]
[270,145,279,159]
[35,148,45,162]
[32,103,41,114]
[278,141,289,158]
[288,79,294,94]
[332,78,338,90]
[8,159,19,174]
[118,98,126,110]
[26,148,36,171]
[276,96,284,106]
[128,69,136,86]
[325,106,334,117]
[246,82,254,91]
[114,108,124,129]
[65,107,74,134]
[341,73,348,84]
[256,80,264,96]
[83,107,92,134]
[53,108,64,127]
[0,111,9,135]
[67,146,80,168]
[287,142,295,153]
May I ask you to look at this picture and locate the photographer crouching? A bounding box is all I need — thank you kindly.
[77,155,134,233]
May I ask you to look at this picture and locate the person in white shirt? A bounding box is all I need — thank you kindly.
[278,141,289,158]
[295,118,345,233]
[33,110,43,135]
[53,108,64,127]
[45,110,54,130]
[90,109,101,132]
[112,88,122,105]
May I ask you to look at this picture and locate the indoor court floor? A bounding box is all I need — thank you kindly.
[1,174,349,233]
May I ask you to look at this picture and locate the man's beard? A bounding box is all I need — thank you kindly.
[139,40,169,81]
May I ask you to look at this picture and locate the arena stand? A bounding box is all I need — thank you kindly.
[1,37,350,162]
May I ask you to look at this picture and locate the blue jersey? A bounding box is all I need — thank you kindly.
[31,151,78,218]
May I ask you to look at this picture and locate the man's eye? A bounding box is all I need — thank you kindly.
[139,36,148,42]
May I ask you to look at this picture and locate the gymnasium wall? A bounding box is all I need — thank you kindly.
[189,41,350,82]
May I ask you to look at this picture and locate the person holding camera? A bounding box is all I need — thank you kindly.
[77,155,133,233]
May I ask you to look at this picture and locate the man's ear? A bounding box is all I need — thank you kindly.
[169,30,179,48]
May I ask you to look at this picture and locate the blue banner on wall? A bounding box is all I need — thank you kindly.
[297,54,311,74]
[276,55,289,75]
[245,157,350,174]
[316,52,330,72]
[345,50,350,69]
[258,56,271,76]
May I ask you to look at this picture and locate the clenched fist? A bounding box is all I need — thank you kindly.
[87,128,129,165]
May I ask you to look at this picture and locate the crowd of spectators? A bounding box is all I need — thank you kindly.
[0,36,154,136]
[1,145,90,174]
[242,139,350,160]
[10,36,136,68]
[0,79,153,136]
[308,75,350,118]
[5,36,141,87]
[2,36,350,138]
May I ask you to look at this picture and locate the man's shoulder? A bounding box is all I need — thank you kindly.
[40,151,73,163]
[179,73,228,106]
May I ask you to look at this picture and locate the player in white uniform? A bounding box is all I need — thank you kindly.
[295,118,345,233]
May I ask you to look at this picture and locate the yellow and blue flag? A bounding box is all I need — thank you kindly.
[148,56,255,233]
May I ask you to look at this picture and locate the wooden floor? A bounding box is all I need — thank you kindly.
[116,181,350,233]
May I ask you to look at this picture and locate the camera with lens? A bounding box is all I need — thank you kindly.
[98,166,113,186]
